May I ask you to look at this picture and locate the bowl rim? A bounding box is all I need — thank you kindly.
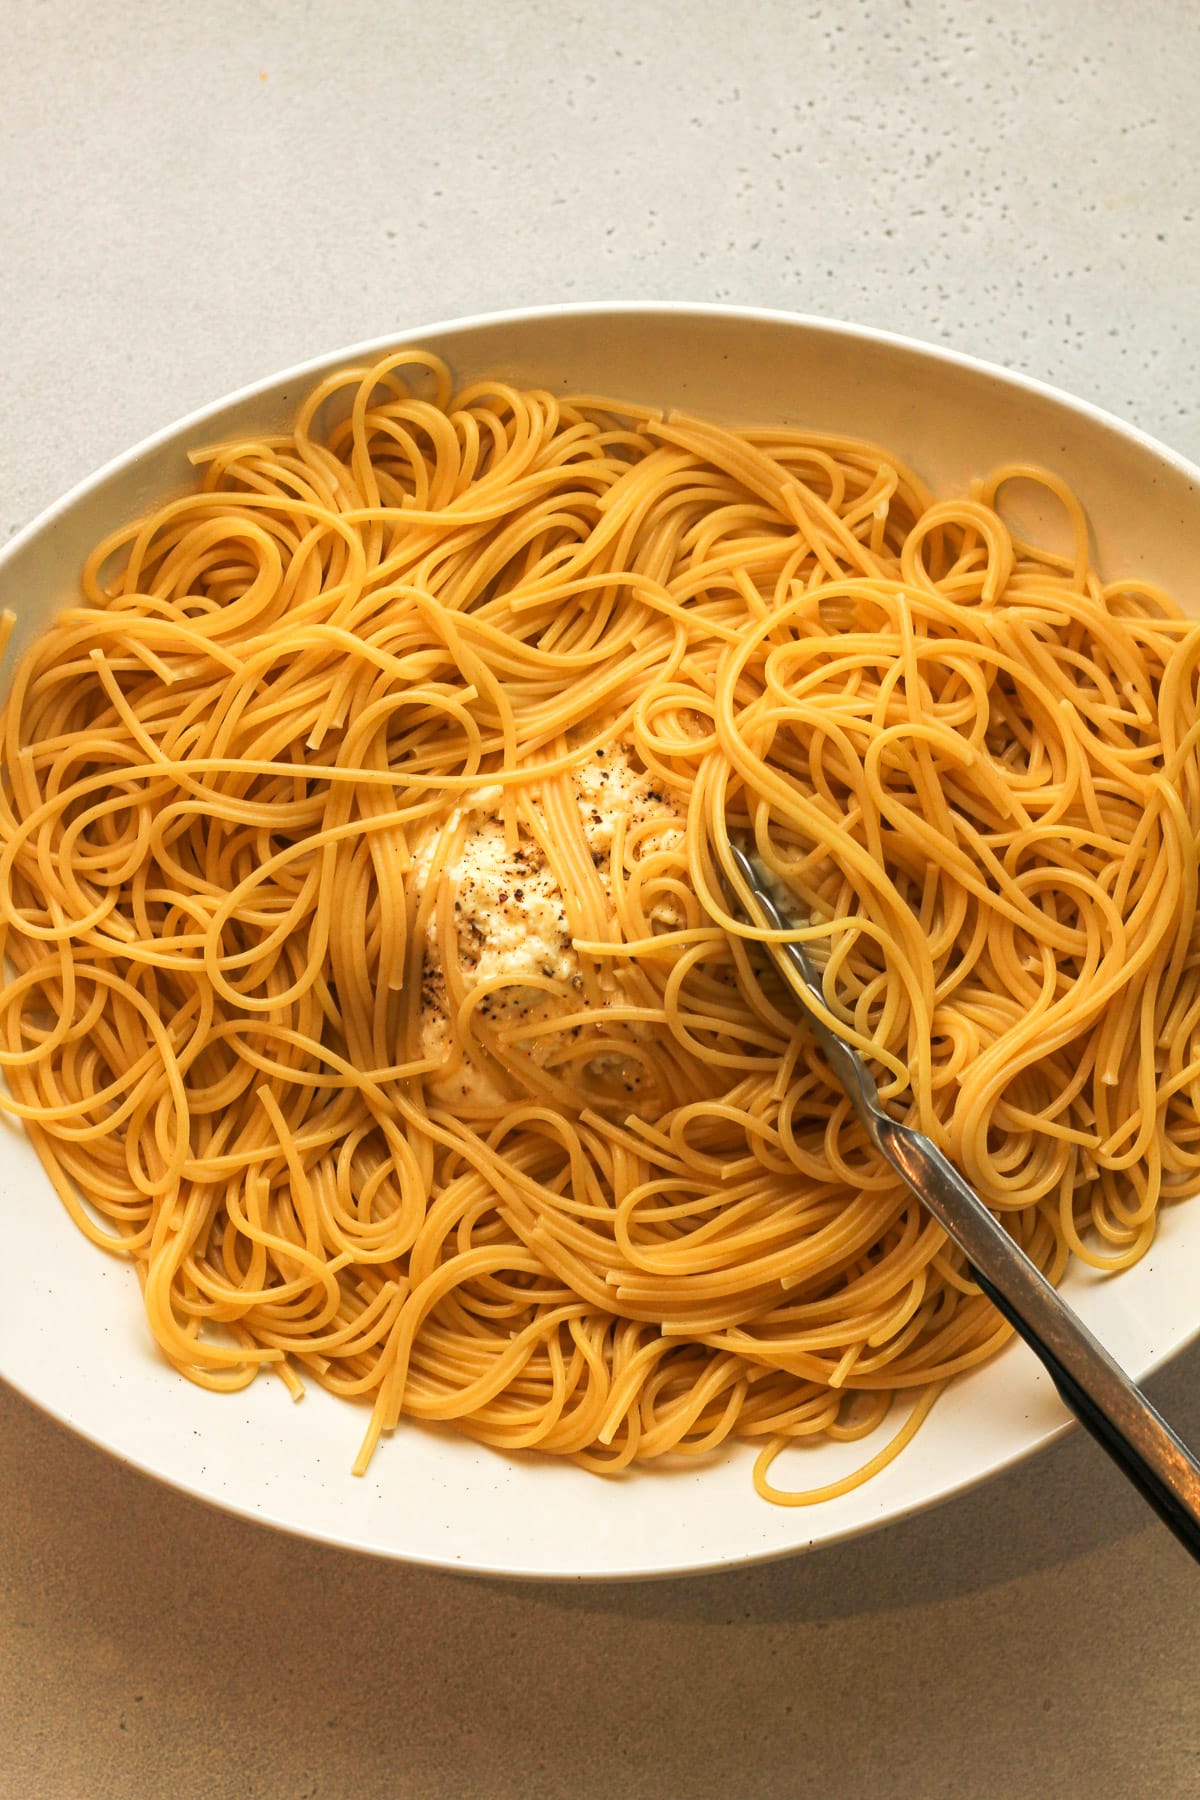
[3,300,1200,1580]
[6,301,1200,574]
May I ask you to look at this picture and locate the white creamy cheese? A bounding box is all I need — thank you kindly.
[411,744,681,1105]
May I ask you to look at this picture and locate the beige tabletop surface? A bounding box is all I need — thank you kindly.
[3,4,1199,1796]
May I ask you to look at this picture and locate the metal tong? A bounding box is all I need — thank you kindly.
[727,842,1200,1562]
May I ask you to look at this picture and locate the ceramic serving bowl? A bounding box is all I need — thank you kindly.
[2,304,1198,1578]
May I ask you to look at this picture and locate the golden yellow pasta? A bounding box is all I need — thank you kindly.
[2,347,1199,1504]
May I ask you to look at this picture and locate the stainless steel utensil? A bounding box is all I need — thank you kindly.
[726,841,1200,1562]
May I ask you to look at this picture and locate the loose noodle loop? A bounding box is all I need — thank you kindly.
[2,352,1200,1503]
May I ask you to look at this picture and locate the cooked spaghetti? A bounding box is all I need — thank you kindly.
[2,348,1199,1504]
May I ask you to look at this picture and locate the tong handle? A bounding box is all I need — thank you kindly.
[876,1115,1200,1564]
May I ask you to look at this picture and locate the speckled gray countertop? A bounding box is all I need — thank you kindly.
[2,5,1199,1797]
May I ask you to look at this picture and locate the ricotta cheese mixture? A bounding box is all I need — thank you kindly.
[410,743,682,1105]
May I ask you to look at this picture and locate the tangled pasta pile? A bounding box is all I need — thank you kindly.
[2,348,1199,1503]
